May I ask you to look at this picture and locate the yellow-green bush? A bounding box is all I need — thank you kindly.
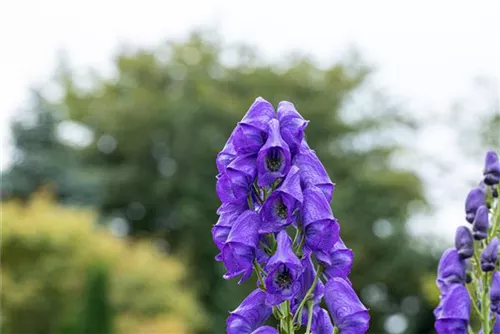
[1,191,206,334]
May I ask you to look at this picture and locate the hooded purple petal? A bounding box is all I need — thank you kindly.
[227,289,272,334]
[491,271,500,313]
[226,153,258,199]
[465,187,486,223]
[293,141,335,202]
[473,205,490,240]
[434,284,470,334]
[277,101,309,155]
[436,249,467,294]
[212,201,248,260]
[233,123,267,155]
[250,326,278,334]
[302,186,339,257]
[324,277,370,334]
[240,97,276,133]
[259,166,303,233]
[484,150,500,185]
[314,308,334,334]
[481,237,499,272]
[293,255,324,308]
[454,226,473,259]
[222,210,261,283]
[323,238,354,280]
[217,129,237,174]
[264,230,303,305]
[257,119,291,187]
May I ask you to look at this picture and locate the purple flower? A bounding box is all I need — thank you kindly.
[454,226,473,259]
[302,186,339,263]
[277,101,309,155]
[491,271,500,313]
[225,153,258,200]
[212,201,248,261]
[323,238,354,280]
[293,141,334,202]
[259,166,303,234]
[250,326,278,334]
[481,237,499,272]
[313,307,334,334]
[473,205,489,240]
[436,249,467,294]
[227,289,272,334]
[257,119,291,187]
[264,230,304,305]
[293,255,324,309]
[324,277,370,334]
[222,210,261,283]
[465,187,486,223]
[434,284,470,334]
[484,150,500,185]
[217,129,237,174]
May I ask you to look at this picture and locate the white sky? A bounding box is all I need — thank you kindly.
[1,0,499,239]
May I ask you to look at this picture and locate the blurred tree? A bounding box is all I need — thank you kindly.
[49,32,435,333]
[1,92,99,205]
[1,191,206,334]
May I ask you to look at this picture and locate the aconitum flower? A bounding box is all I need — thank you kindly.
[490,271,500,313]
[264,230,303,305]
[222,210,261,283]
[276,101,309,155]
[434,284,471,334]
[436,249,467,294]
[454,226,474,259]
[473,205,489,240]
[324,277,370,334]
[302,186,340,263]
[465,187,486,223]
[227,289,272,334]
[484,150,500,185]
[214,97,369,333]
[481,237,499,272]
[259,166,303,234]
[257,119,291,187]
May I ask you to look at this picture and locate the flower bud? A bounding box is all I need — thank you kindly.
[484,150,500,185]
[481,237,499,272]
[455,226,473,258]
[472,206,489,240]
[465,187,486,223]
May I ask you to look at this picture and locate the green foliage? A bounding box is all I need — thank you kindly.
[0,192,206,334]
[81,263,113,334]
[4,31,437,332]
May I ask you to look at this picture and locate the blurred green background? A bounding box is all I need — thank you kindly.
[1,7,498,333]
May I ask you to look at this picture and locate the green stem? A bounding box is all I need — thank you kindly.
[253,260,266,290]
[292,266,323,324]
[304,301,314,334]
[482,272,491,334]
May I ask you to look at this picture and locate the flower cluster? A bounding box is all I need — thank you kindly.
[213,97,370,334]
[434,151,500,334]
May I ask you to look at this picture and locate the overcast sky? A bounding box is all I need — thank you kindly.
[1,0,499,239]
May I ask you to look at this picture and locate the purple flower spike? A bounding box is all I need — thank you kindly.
[264,230,304,305]
[222,210,261,283]
[259,166,303,234]
[481,237,499,272]
[277,101,309,155]
[250,326,278,334]
[293,141,334,202]
[257,119,291,187]
[227,289,272,334]
[490,271,500,313]
[225,153,258,200]
[436,249,466,294]
[324,277,370,334]
[473,205,489,240]
[454,226,474,259]
[323,238,354,280]
[484,150,500,185]
[465,187,486,223]
[434,285,470,334]
[302,186,339,262]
